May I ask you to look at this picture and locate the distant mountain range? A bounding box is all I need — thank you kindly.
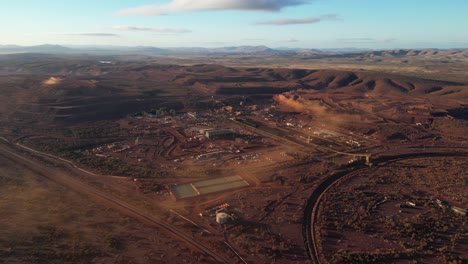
[1,44,467,58]
[0,44,72,53]
[0,44,280,54]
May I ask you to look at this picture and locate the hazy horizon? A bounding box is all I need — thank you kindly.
[1,0,467,49]
[2,43,468,52]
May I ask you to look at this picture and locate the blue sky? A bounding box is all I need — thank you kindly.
[1,0,467,49]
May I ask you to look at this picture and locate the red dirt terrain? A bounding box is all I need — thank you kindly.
[317,157,467,264]
[0,55,466,263]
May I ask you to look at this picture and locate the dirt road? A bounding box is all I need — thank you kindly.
[0,142,231,263]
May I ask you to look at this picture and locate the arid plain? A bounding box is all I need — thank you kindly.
[0,49,467,263]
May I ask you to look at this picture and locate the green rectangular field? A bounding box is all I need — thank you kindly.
[171,176,249,200]
[171,184,198,199]
[197,180,249,195]
[192,175,243,188]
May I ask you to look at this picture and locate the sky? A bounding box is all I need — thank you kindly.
[1,0,467,49]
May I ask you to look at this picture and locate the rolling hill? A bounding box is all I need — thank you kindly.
[0,58,466,125]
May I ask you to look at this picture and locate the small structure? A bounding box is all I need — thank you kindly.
[365,155,372,166]
[216,212,230,224]
[436,199,448,208]
[205,129,234,140]
[187,112,198,119]
[452,206,467,216]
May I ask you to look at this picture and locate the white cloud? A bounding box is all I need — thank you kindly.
[279,38,299,42]
[112,25,191,34]
[243,38,266,41]
[255,14,338,25]
[116,0,310,16]
[48,32,119,37]
[337,38,396,43]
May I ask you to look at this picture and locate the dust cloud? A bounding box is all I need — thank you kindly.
[274,94,328,115]
[274,94,363,128]
[42,77,62,86]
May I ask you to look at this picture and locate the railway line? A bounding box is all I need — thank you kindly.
[0,142,231,263]
[233,118,374,161]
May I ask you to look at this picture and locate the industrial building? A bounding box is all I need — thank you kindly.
[205,129,234,139]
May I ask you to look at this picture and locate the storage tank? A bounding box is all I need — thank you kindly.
[216,212,229,224]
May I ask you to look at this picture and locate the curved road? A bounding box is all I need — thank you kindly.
[303,150,468,264]
[0,143,231,263]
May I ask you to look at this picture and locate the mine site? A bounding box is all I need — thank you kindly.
[1,1,468,263]
[0,48,466,263]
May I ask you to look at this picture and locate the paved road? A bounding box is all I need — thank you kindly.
[0,143,231,264]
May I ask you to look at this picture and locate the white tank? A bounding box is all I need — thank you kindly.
[216,212,229,224]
